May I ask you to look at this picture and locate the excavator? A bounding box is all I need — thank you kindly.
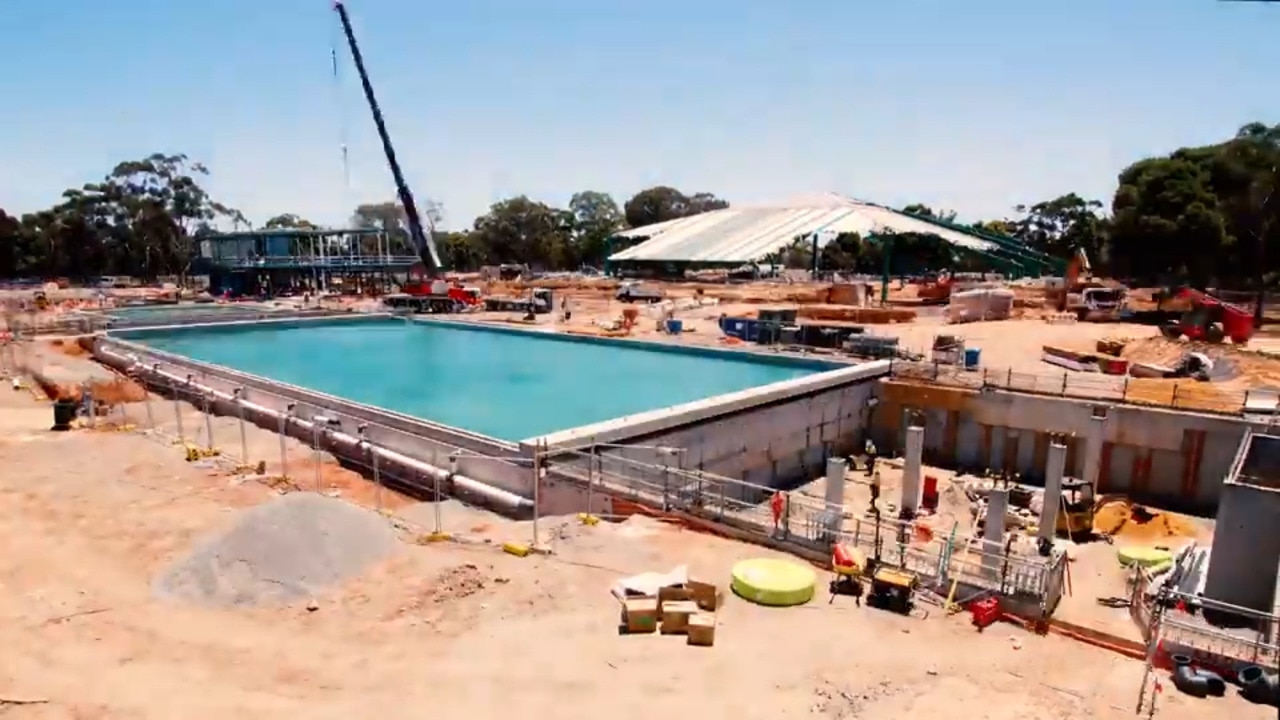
[333,1,477,313]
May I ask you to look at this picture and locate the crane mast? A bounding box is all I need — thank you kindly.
[332,0,442,274]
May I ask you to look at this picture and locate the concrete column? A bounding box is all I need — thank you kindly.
[983,487,1009,573]
[1081,416,1105,490]
[1039,442,1067,543]
[824,457,848,509]
[901,425,924,514]
[823,457,847,537]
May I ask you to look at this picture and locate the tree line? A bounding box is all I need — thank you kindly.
[1,121,1276,287]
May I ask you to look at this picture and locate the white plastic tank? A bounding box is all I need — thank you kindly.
[948,288,1015,323]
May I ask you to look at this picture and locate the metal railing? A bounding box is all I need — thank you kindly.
[0,307,355,336]
[545,445,1063,611]
[6,341,536,541]
[208,255,420,270]
[5,334,1064,614]
[888,360,1251,415]
[1135,581,1279,714]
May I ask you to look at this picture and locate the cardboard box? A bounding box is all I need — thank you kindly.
[687,580,723,611]
[622,597,659,634]
[658,585,695,612]
[659,600,699,634]
[687,612,716,647]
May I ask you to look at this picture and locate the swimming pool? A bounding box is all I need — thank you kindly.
[119,317,839,441]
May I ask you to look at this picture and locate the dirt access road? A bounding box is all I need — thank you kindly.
[0,388,1263,719]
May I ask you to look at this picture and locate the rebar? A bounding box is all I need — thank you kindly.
[278,407,291,480]
[312,423,323,492]
[142,383,154,429]
[531,440,542,547]
[202,390,214,452]
[372,445,382,514]
[586,443,596,515]
[236,390,248,464]
[169,379,184,440]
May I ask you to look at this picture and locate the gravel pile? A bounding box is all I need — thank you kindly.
[154,492,401,606]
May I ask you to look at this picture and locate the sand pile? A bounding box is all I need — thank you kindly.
[1064,335,1280,412]
[1116,336,1280,380]
[1119,337,1212,367]
[153,492,401,606]
[1092,499,1201,542]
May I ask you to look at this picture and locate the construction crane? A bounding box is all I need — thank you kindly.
[332,0,443,275]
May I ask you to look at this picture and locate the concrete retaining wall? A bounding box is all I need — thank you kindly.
[94,334,535,498]
[538,366,884,503]
[100,315,892,512]
[871,379,1259,513]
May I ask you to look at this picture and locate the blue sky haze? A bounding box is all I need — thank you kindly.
[1,0,1276,229]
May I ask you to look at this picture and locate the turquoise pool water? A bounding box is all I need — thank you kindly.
[121,317,837,441]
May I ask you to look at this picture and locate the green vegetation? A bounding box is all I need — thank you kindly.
[1,123,1275,286]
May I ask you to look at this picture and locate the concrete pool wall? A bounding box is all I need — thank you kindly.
[94,314,890,515]
[535,363,882,506]
[871,379,1260,513]
[93,311,1265,516]
[93,322,535,511]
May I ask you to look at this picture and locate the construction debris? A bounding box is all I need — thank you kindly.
[614,569,721,647]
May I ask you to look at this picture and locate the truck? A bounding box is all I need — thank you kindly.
[1065,286,1126,322]
[1159,288,1254,344]
[615,281,664,303]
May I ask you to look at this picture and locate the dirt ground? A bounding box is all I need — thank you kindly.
[462,287,1164,373]
[0,387,1265,719]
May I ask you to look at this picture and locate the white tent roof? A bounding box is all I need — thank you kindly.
[609,193,997,264]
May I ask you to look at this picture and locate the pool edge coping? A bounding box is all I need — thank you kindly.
[524,359,890,450]
[105,311,889,450]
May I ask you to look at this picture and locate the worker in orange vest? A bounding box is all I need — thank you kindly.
[770,491,786,534]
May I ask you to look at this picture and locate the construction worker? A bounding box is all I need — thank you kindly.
[769,491,786,535]
[864,437,878,476]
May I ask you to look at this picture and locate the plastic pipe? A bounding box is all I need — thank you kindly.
[96,345,531,512]
[1239,665,1280,706]
[1171,664,1208,698]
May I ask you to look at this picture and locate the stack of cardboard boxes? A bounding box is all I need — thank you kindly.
[620,579,722,647]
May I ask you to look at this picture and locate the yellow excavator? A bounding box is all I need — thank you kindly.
[1055,477,1096,538]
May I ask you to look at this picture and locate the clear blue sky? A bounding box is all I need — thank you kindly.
[1,0,1276,230]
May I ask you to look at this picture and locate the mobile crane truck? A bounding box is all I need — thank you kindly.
[333,1,479,314]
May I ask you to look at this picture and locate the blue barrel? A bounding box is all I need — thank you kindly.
[964,348,981,368]
[666,318,684,334]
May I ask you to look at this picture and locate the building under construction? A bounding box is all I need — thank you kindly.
[194,228,420,297]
